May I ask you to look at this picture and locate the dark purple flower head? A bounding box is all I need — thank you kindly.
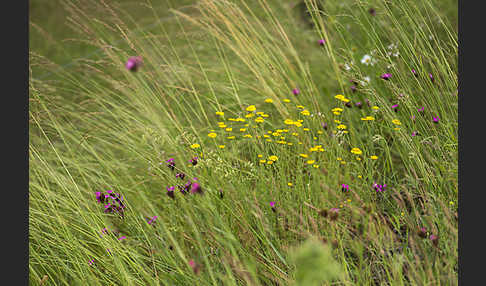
[125,56,142,72]
[176,173,185,180]
[429,73,435,83]
[270,201,276,212]
[355,102,363,109]
[345,101,352,108]
[98,190,126,217]
[418,107,425,113]
[350,85,357,93]
[433,116,440,123]
[292,88,300,95]
[429,234,439,246]
[167,186,175,199]
[95,192,105,204]
[365,99,371,107]
[166,158,176,171]
[412,69,418,77]
[368,7,376,16]
[219,189,224,199]
[189,157,198,166]
[191,182,202,194]
[188,259,200,274]
[412,131,419,137]
[418,227,427,239]
[321,122,328,130]
[341,184,350,192]
[380,73,392,80]
[391,104,399,112]
[318,39,326,45]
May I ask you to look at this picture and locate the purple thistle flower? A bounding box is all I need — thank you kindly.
[418,227,427,239]
[95,192,105,204]
[355,102,363,109]
[412,69,418,77]
[433,116,440,123]
[188,259,200,274]
[365,99,371,107]
[270,201,276,212]
[292,88,300,95]
[166,158,176,171]
[429,73,434,83]
[380,73,392,80]
[321,122,328,130]
[373,183,386,192]
[412,131,418,137]
[219,189,224,199]
[191,182,203,194]
[418,107,425,113]
[176,173,186,180]
[318,39,326,45]
[189,157,198,166]
[391,104,399,112]
[429,234,439,246]
[125,56,142,72]
[167,186,175,199]
[350,85,357,93]
[368,7,376,16]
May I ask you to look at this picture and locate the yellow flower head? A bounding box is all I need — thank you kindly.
[288,182,293,186]
[307,160,316,164]
[337,124,347,130]
[245,113,255,118]
[299,154,309,158]
[361,116,375,121]
[215,111,224,116]
[225,127,232,132]
[246,105,256,112]
[284,119,294,125]
[218,145,225,149]
[392,119,401,125]
[240,128,246,132]
[351,148,362,155]
[283,99,291,103]
[243,134,252,138]
[190,144,200,149]
[208,132,217,138]
[227,136,235,140]
[268,155,278,161]
[255,117,264,123]
[301,110,310,116]
[370,155,378,160]
[264,98,273,103]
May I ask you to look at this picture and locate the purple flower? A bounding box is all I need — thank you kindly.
[189,157,198,166]
[380,73,392,80]
[99,190,126,217]
[292,88,300,95]
[350,85,357,93]
[341,184,350,192]
[429,73,434,83]
[412,69,418,77]
[412,131,418,137]
[167,186,175,199]
[368,7,376,16]
[125,56,142,72]
[188,259,200,274]
[373,183,386,192]
[318,39,326,45]
[321,122,328,130]
[355,102,363,109]
[365,99,371,107]
[166,158,175,171]
[418,107,425,113]
[391,104,399,112]
[270,201,276,212]
[429,234,439,246]
[176,173,185,180]
[219,189,224,199]
[433,116,440,123]
[345,101,352,108]
[95,192,105,204]
[191,182,202,194]
[418,227,427,239]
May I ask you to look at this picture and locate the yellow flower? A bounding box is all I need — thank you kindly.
[299,154,309,158]
[337,124,347,130]
[358,175,362,179]
[449,201,454,206]
[303,128,310,131]
[334,120,341,124]
[292,132,299,136]
[294,122,303,127]
[370,155,378,160]
[394,127,400,131]
[392,119,401,125]
[267,161,274,165]
[245,113,255,118]
[228,118,236,121]
[262,114,269,118]
[317,131,323,134]
[255,117,264,123]
[240,128,246,132]
[219,124,227,128]
[301,110,310,116]
[283,99,291,103]
[190,144,200,149]
[372,106,380,110]
[351,148,362,155]
[208,132,217,138]
[225,127,232,132]
[265,98,273,103]
[260,160,266,164]
[268,155,278,161]
[215,111,224,116]
[256,111,264,116]
[313,164,319,168]
[227,136,235,140]
[307,160,315,164]
[243,134,252,138]
[282,129,289,133]
[356,157,361,161]
[235,118,246,122]
[361,116,375,121]
[335,94,345,100]
[246,105,256,112]
[266,139,272,142]
[257,154,263,158]
[284,119,294,125]
[337,157,342,161]
[288,182,293,186]
[296,105,305,109]
[218,145,225,149]
[287,142,293,146]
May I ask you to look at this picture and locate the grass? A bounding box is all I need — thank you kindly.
[30,0,457,285]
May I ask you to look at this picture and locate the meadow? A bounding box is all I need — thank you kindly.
[29,0,458,285]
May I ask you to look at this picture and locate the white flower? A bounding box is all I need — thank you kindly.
[361,54,372,66]
[344,63,351,70]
